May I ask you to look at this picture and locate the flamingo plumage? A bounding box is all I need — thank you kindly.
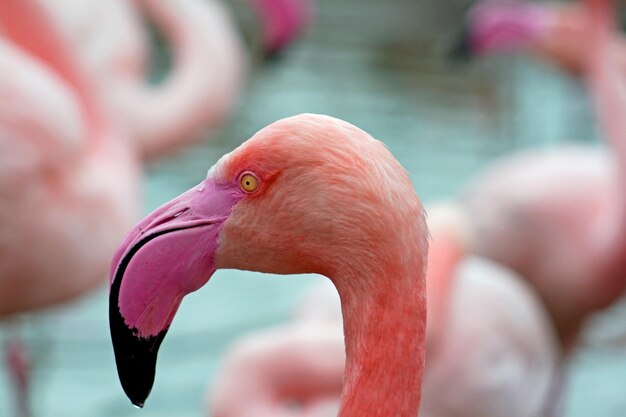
[0,0,140,415]
[208,203,559,417]
[38,0,247,161]
[108,114,428,416]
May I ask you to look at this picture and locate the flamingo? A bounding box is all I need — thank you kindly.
[108,114,428,416]
[38,0,247,161]
[450,0,626,350]
[458,0,626,75]
[208,203,559,417]
[0,0,140,414]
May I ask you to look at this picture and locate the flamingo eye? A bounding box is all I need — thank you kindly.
[240,173,259,193]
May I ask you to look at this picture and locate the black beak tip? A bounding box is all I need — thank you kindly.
[109,312,168,408]
[109,276,168,409]
[110,323,163,409]
[117,357,155,408]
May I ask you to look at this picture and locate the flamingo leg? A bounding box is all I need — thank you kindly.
[543,366,566,417]
[4,326,32,417]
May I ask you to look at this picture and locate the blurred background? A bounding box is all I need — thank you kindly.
[2,0,626,416]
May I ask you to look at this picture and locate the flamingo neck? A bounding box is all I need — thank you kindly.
[332,255,426,417]
[424,228,465,353]
[116,0,244,160]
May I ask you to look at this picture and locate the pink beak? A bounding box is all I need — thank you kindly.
[109,178,244,407]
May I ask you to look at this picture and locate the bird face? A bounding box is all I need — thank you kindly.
[109,114,424,407]
[108,175,246,406]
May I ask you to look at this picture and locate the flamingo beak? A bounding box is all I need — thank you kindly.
[109,178,244,407]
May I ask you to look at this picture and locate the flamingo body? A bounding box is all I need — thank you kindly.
[460,146,619,345]
[421,256,558,417]
[0,5,140,316]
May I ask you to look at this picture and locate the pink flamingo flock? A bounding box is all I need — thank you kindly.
[0,0,140,415]
[2,0,626,416]
[207,2,626,416]
[108,3,626,416]
[0,0,309,415]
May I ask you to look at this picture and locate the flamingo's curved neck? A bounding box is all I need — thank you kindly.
[333,254,426,417]
[117,0,243,159]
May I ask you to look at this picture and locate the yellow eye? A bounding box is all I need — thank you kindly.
[240,173,259,193]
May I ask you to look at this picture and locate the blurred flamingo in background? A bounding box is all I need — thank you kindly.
[410,205,559,417]
[39,0,247,161]
[0,0,140,415]
[108,114,428,416]
[452,0,626,350]
[209,203,559,417]
[210,322,345,417]
[459,0,626,75]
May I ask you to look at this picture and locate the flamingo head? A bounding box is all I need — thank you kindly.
[452,1,553,59]
[109,113,425,407]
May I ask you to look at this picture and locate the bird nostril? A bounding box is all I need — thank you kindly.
[173,208,189,218]
[145,207,190,231]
